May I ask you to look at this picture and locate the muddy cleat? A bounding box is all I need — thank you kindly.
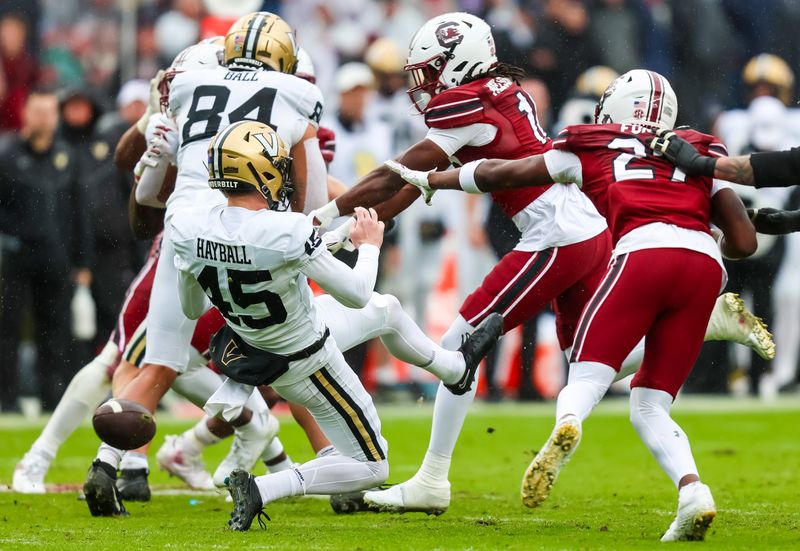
[226,469,270,531]
[447,313,504,396]
[116,468,151,502]
[213,414,278,488]
[363,475,450,515]
[329,484,393,514]
[521,418,581,508]
[12,451,50,494]
[156,435,215,490]
[661,482,716,542]
[705,293,775,360]
[84,459,129,517]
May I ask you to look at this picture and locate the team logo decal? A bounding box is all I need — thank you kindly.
[436,22,463,48]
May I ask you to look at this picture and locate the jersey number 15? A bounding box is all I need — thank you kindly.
[197,265,287,329]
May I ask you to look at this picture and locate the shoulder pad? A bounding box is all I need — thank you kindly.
[551,124,606,152]
[425,87,484,129]
[676,128,728,157]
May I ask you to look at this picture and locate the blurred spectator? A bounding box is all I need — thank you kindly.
[0,90,92,411]
[69,0,122,94]
[525,0,596,111]
[324,62,393,188]
[586,0,647,74]
[364,37,427,153]
[155,0,203,63]
[0,13,38,131]
[555,65,618,131]
[81,80,151,353]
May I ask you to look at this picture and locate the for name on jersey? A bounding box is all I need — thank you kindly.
[171,204,327,355]
[551,123,727,245]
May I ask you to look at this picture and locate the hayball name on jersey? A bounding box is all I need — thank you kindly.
[196,238,252,265]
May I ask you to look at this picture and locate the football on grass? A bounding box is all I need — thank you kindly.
[92,399,156,450]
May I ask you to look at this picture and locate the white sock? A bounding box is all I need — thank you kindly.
[629,387,699,487]
[417,315,476,482]
[120,451,149,471]
[555,361,617,422]
[188,417,221,449]
[234,410,267,440]
[378,295,465,385]
[262,436,286,463]
[96,443,124,469]
[266,456,294,474]
[32,346,114,458]
[256,457,388,503]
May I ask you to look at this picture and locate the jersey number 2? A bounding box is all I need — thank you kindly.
[197,266,287,329]
[183,85,278,144]
[608,138,686,182]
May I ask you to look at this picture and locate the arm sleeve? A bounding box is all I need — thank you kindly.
[301,245,380,309]
[425,124,497,157]
[750,147,800,188]
[177,269,212,320]
[543,149,583,186]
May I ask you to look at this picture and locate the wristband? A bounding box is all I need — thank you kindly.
[459,159,485,194]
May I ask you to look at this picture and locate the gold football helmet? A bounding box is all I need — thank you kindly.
[743,54,794,105]
[208,121,293,211]
[575,66,619,99]
[224,12,297,73]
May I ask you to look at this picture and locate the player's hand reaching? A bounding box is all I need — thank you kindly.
[649,129,717,177]
[384,160,436,205]
[349,207,385,249]
[747,207,800,235]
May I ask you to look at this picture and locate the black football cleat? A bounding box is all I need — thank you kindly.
[446,313,504,396]
[330,484,394,514]
[84,459,129,517]
[117,468,151,502]
[226,470,270,531]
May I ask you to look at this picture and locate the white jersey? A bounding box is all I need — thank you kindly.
[168,66,324,215]
[171,204,327,355]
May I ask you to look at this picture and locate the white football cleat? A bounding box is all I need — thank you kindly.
[213,414,279,488]
[363,474,450,515]
[156,435,215,490]
[705,293,775,360]
[661,482,716,542]
[521,417,581,508]
[12,451,50,494]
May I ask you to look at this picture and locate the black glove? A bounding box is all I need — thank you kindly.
[649,129,717,177]
[747,207,800,235]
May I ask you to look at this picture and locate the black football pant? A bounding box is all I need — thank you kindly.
[0,256,74,410]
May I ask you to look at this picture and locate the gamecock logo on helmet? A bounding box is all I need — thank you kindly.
[436,22,463,48]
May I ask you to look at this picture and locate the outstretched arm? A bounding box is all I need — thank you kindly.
[312,139,450,225]
[747,207,800,234]
[386,154,555,198]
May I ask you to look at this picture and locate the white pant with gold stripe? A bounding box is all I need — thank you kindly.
[271,338,388,464]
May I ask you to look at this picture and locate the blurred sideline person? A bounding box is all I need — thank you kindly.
[390,69,759,541]
[555,65,618,132]
[0,89,92,411]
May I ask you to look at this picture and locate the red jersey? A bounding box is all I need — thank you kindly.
[551,124,727,244]
[425,76,552,217]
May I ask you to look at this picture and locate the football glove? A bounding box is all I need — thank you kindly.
[319,217,356,254]
[384,160,435,205]
[747,207,800,235]
[650,129,717,177]
[318,126,336,164]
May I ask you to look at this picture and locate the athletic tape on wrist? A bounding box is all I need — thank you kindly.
[459,159,485,194]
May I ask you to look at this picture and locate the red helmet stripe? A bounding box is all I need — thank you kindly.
[647,71,663,123]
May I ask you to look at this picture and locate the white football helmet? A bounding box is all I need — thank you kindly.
[159,42,224,112]
[295,47,316,84]
[594,69,678,129]
[405,12,497,113]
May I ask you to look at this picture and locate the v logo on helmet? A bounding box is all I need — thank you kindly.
[252,132,279,157]
[435,22,463,48]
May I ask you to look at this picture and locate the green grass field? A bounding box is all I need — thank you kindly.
[0,398,798,550]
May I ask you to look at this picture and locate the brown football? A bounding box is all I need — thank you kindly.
[92,399,156,450]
